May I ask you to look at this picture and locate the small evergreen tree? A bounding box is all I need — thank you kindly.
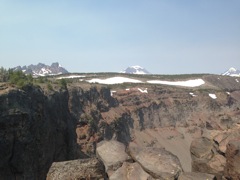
[0,67,9,82]
[59,79,67,89]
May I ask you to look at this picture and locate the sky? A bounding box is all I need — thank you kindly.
[0,0,240,74]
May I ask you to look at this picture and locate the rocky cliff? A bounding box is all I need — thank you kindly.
[0,84,77,179]
[0,74,240,179]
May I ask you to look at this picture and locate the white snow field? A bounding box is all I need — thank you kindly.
[147,79,205,87]
[87,77,142,84]
[87,76,205,87]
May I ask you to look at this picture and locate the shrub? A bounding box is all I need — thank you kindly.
[37,77,44,83]
[9,70,33,88]
[36,76,48,83]
[59,79,67,89]
[47,83,53,91]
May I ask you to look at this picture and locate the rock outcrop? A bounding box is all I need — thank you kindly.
[0,85,77,179]
[191,126,240,179]
[191,137,226,175]
[224,138,240,179]
[46,157,106,180]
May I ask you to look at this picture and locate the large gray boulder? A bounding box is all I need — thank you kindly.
[128,142,182,179]
[96,140,129,172]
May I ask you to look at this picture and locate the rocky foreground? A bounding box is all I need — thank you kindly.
[0,74,240,179]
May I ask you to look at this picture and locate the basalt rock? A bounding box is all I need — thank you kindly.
[178,172,216,180]
[110,162,154,180]
[224,138,240,179]
[191,137,226,176]
[46,157,106,180]
[128,142,182,179]
[96,140,129,175]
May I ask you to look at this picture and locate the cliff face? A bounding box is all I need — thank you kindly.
[0,85,77,179]
[0,75,240,179]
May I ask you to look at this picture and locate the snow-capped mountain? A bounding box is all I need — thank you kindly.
[14,62,69,77]
[120,65,150,74]
[222,67,240,77]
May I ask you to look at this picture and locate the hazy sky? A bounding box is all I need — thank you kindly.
[0,0,240,74]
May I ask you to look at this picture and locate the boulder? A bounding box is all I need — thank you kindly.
[207,154,226,173]
[110,162,154,180]
[46,157,106,180]
[96,140,129,172]
[214,128,240,154]
[191,137,213,159]
[224,139,240,179]
[178,172,215,180]
[213,132,229,153]
[191,137,226,175]
[128,142,182,179]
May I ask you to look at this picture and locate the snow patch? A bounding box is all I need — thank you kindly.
[125,88,130,91]
[57,75,86,79]
[229,67,237,71]
[230,74,240,77]
[87,77,142,84]
[189,92,196,97]
[138,88,148,93]
[41,68,52,74]
[147,79,205,87]
[110,90,116,96]
[132,65,143,69]
[226,92,230,95]
[209,93,217,99]
[135,70,148,74]
[236,79,239,83]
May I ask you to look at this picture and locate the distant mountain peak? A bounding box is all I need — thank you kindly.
[228,67,237,72]
[131,65,143,69]
[51,62,62,68]
[14,62,68,77]
[121,65,150,74]
[222,67,240,77]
